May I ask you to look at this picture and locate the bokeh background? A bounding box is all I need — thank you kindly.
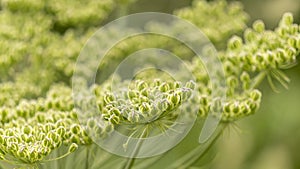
[128,0,300,169]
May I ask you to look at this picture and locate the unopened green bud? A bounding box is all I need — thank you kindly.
[159,82,170,92]
[253,20,265,33]
[104,124,114,133]
[70,135,81,144]
[157,100,169,111]
[71,124,81,135]
[228,36,243,50]
[43,138,52,147]
[110,108,121,116]
[198,107,207,117]
[136,81,148,91]
[69,143,78,153]
[230,102,240,114]
[168,93,181,106]
[244,28,256,42]
[240,102,251,115]
[127,90,138,99]
[185,81,196,90]
[172,81,181,89]
[22,126,32,135]
[227,76,238,88]
[56,126,66,137]
[140,88,149,97]
[87,118,96,128]
[104,93,115,104]
[0,135,4,144]
[139,102,151,113]
[250,90,262,101]
[281,12,293,26]
[154,79,161,86]
[44,123,55,132]
[109,114,120,124]
[36,113,46,123]
[240,71,250,82]
[199,96,208,106]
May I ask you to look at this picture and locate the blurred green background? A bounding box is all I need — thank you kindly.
[128,0,300,168]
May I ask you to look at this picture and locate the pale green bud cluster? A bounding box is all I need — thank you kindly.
[93,79,195,126]
[223,13,299,73]
[221,89,261,121]
[0,85,91,164]
[0,0,135,107]
[97,0,250,82]
[189,13,299,122]
[175,0,249,48]
[1,0,116,31]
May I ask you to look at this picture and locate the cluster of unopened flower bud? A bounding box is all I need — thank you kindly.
[0,0,134,108]
[0,125,63,164]
[188,13,300,122]
[197,87,261,122]
[175,0,248,47]
[98,0,250,80]
[0,0,117,31]
[93,79,195,127]
[221,89,261,121]
[0,85,94,164]
[223,13,299,73]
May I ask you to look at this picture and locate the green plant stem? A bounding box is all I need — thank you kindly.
[123,127,148,169]
[251,71,267,89]
[165,123,227,169]
[86,145,90,169]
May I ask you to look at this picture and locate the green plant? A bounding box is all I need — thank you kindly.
[0,0,299,169]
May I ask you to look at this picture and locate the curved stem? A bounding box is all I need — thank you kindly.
[123,126,148,169]
[165,123,227,169]
[251,71,267,89]
[41,148,74,163]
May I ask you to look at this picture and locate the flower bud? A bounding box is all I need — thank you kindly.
[185,81,196,90]
[68,143,78,153]
[71,124,81,135]
[157,100,169,112]
[0,135,4,145]
[200,96,208,106]
[104,93,115,104]
[137,81,148,91]
[250,89,262,101]
[167,93,181,106]
[244,28,256,42]
[36,113,46,123]
[109,114,120,124]
[139,102,151,114]
[172,81,181,89]
[140,88,149,97]
[154,79,161,86]
[281,12,293,26]
[56,126,66,137]
[228,36,243,50]
[230,102,240,114]
[253,20,265,33]
[87,118,96,128]
[110,108,121,116]
[22,126,32,135]
[44,123,55,132]
[198,107,207,117]
[159,82,170,92]
[127,90,138,99]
